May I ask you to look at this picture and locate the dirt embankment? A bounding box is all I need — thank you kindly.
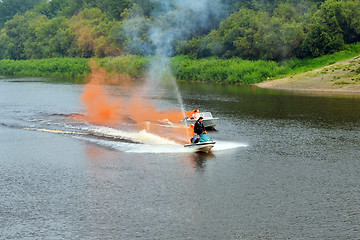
[256,56,360,94]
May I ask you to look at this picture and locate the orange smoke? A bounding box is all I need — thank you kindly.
[79,60,190,143]
[81,62,123,124]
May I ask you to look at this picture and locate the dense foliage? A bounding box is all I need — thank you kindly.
[172,43,360,83]
[0,0,45,27]
[0,57,90,77]
[1,43,358,84]
[97,55,149,78]
[178,0,360,60]
[0,55,147,78]
[0,0,359,62]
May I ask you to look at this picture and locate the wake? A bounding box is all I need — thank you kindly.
[3,112,248,154]
[21,124,247,153]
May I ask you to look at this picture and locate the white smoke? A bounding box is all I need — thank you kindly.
[148,0,227,57]
[123,0,228,57]
[122,0,229,116]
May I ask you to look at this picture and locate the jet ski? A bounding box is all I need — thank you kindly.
[184,133,216,152]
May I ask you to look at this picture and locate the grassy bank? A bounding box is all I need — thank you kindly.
[171,43,360,84]
[0,58,90,77]
[171,56,281,84]
[256,55,360,93]
[0,43,359,84]
[97,55,149,78]
[0,55,148,79]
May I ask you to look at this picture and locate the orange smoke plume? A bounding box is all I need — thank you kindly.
[79,60,190,143]
[81,62,123,124]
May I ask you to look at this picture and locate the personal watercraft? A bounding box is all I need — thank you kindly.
[184,133,216,152]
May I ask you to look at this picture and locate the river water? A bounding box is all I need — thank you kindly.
[1,77,359,239]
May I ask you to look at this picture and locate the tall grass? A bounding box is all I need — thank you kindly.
[171,43,360,84]
[96,55,149,78]
[171,56,283,84]
[0,58,90,77]
[281,43,360,74]
[0,43,359,84]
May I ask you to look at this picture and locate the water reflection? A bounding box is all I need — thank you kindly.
[190,152,215,171]
[86,144,108,162]
[178,82,360,126]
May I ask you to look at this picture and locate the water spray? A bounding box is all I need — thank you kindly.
[140,0,228,141]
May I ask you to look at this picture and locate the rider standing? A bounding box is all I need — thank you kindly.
[192,117,207,143]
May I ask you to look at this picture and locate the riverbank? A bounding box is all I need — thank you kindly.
[0,56,147,79]
[256,56,360,94]
[0,58,90,77]
[0,43,359,84]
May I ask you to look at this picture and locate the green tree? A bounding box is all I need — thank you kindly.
[34,0,132,20]
[301,0,360,57]
[23,16,78,58]
[34,0,76,19]
[70,8,121,58]
[2,12,35,59]
[175,37,212,58]
[92,0,132,20]
[186,1,314,60]
[335,0,360,44]
[0,0,45,27]
[0,29,11,59]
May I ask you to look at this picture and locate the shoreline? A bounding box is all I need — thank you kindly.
[1,54,360,92]
[256,56,360,95]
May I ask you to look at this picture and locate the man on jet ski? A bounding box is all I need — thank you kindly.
[191,117,207,143]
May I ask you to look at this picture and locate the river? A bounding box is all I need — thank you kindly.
[1,76,359,239]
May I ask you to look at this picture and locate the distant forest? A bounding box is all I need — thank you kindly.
[0,0,359,61]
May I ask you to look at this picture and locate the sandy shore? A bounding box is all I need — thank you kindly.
[256,56,360,94]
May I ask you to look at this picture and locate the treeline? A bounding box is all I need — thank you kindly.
[0,0,359,61]
[0,0,131,27]
[178,0,360,60]
[0,0,45,27]
[0,8,121,60]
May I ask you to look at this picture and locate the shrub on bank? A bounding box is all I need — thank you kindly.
[171,43,360,84]
[0,58,90,77]
[0,43,359,84]
[96,55,149,78]
[171,56,285,84]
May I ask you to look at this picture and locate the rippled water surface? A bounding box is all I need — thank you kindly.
[1,77,360,239]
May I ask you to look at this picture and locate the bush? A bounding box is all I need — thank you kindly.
[0,42,358,84]
[97,55,149,78]
[170,43,360,84]
[0,58,90,77]
[356,67,360,75]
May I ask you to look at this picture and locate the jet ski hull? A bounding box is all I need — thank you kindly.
[184,141,215,152]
